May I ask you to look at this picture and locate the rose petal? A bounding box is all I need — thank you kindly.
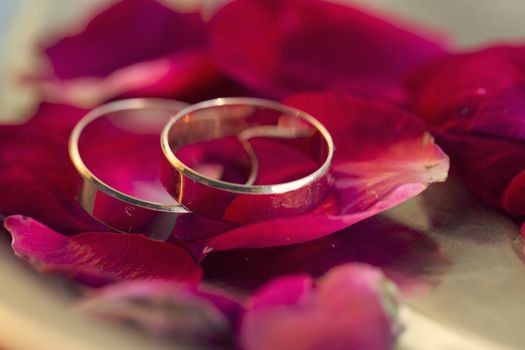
[36,0,247,107]
[203,215,449,297]
[0,103,104,233]
[44,0,205,79]
[194,93,448,253]
[208,0,448,102]
[5,215,202,286]
[77,280,241,346]
[433,132,525,213]
[408,47,522,126]
[37,51,227,107]
[407,46,525,215]
[240,263,400,350]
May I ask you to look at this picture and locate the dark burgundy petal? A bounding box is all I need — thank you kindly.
[77,280,241,346]
[502,166,525,216]
[5,215,202,286]
[0,103,103,232]
[195,93,448,253]
[208,0,448,101]
[435,132,525,213]
[240,264,400,350]
[408,46,522,128]
[407,46,525,216]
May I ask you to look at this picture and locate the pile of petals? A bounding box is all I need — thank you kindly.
[408,46,525,219]
[0,0,460,348]
[75,264,400,349]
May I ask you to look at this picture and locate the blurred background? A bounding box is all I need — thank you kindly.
[2,0,525,122]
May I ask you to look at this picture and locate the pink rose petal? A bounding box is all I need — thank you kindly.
[240,263,400,350]
[208,0,448,102]
[77,280,241,346]
[5,215,202,286]
[193,93,448,253]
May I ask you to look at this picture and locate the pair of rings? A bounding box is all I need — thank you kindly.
[69,98,334,240]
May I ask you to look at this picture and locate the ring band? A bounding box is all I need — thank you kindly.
[161,97,334,223]
[69,98,191,240]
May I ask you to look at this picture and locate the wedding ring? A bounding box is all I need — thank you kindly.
[69,99,191,240]
[161,97,334,223]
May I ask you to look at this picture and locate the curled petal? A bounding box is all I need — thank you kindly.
[241,264,400,350]
[36,0,239,106]
[5,215,202,286]
[37,52,225,107]
[196,93,448,253]
[77,280,241,346]
[208,0,448,102]
[43,0,206,79]
[433,132,525,214]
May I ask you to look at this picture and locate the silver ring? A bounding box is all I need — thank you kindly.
[161,97,334,223]
[69,98,191,240]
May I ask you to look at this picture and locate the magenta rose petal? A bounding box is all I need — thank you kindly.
[0,103,106,233]
[43,0,206,79]
[202,215,449,297]
[197,93,448,253]
[208,0,448,102]
[36,0,237,106]
[240,264,400,350]
[5,215,202,286]
[77,280,241,346]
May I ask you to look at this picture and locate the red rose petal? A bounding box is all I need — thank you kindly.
[0,103,104,233]
[77,280,241,345]
[195,93,448,253]
[240,264,400,350]
[5,215,202,286]
[208,0,448,102]
[502,166,525,216]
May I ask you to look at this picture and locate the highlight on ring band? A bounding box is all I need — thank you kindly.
[161,97,334,223]
[69,98,190,240]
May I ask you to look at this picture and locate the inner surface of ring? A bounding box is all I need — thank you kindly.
[167,104,331,186]
[78,107,183,205]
